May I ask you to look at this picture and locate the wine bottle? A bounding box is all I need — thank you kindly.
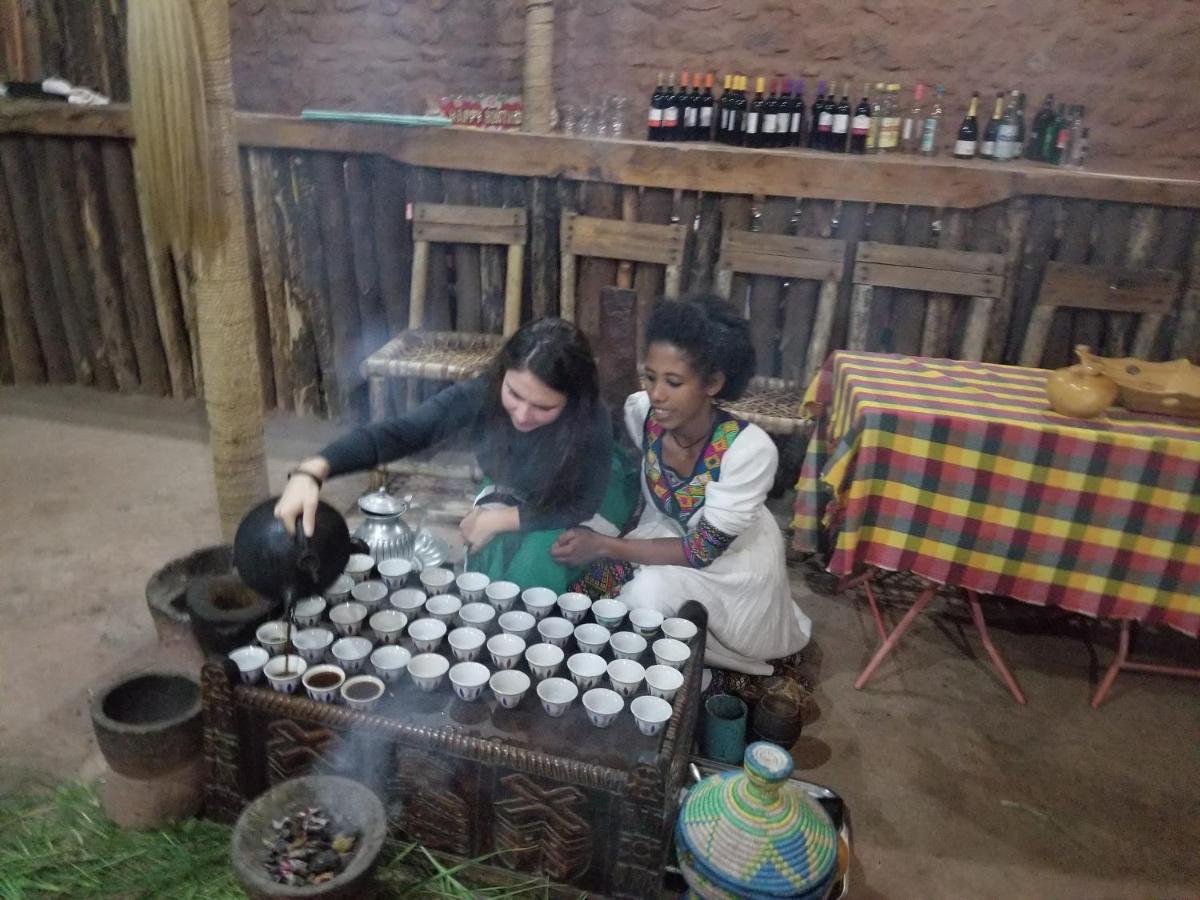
[879,84,902,152]
[744,76,766,148]
[661,72,680,141]
[647,71,665,141]
[850,83,871,154]
[699,72,715,141]
[866,82,884,152]
[1042,102,1065,163]
[1027,93,1054,160]
[762,79,780,147]
[680,72,697,140]
[731,75,747,146]
[717,74,732,143]
[995,90,1022,160]
[789,79,806,146]
[920,85,944,155]
[901,83,924,153]
[808,80,826,149]
[776,80,793,149]
[953,91,980,159]
[981,92,1004,159]
[831,82,851,152]
[816,80,834,149]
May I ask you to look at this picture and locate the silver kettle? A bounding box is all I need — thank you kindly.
[350,488,414,563]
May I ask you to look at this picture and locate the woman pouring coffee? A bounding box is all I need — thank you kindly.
[276,318,639,594]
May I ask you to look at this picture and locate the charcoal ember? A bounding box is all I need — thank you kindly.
[311,849,341,873]
[261,806,359,886]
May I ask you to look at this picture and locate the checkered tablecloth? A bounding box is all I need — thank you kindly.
[791,352,1200,637]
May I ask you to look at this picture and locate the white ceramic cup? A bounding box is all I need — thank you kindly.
[390,587,428,617]
[419,566,455,596]
[498,610,536,642]
[324,574,355,603]
[610,631,647,661]
[301,663,345,703]
[630,694,673,736]
[537,616,574,648]
[652,637,691,669]
[487,633,526,670]
[607,658,645,698]
[458,602,496,631]
[351,580,388,610]
[448,661,490,702]
[377,557,413,590]
[455,571,490,604]
[340,674,385,710]
[485,580,521,612]
[629,608,664,639]
[228,645,269,683]
[255,620,290,656]
[556,592,592,624]
[582,687,624,728]
[521,587,557,621]
[573,622,611,655]
[661,616,699,645]
[408,617,447,653]
[369,609,408,645]
[448,626,486,662]
[425,593,462,625]
[407,652,450,692]
[370,644,411,682]
[645,664,685,701]
[591,597,629,629]
[292,627,335,665]
[264,655,307,694]
[329,601,368,637]
[292,596,327,628]
[344,553,376,584]
[525,642,565,680]
[537,677,579,718]
[331,636,373,674]
[489,669,531,709]
[567,652,607,690]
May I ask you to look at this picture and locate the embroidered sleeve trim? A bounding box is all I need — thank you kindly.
[683,516,736,569]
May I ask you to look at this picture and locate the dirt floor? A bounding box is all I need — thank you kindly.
[1,385,1197,899]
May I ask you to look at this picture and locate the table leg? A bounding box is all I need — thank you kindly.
[854,585,935,690]
[964,590,1027,705]
[1091,619,1131,709]
[839,568,889,642]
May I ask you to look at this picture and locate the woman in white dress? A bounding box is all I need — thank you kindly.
[551,296,812,677]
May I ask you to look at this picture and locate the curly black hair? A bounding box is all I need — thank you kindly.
[644,294,756,400]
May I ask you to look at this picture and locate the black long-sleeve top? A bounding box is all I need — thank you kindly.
[319,378,612,533]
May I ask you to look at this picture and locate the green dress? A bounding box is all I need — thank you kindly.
[471,437,640,594]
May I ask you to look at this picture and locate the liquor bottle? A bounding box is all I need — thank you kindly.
[808,80,827,149]
[680,72,698,140]
[669,72,690,142]
[1068,126,1089,168]
[850,84,871,154]
[1065,105,1085,165]
[866,82,885,152]
[775,80,793,149]
[744,76,766,147]
[920,85,944,155]
[762,79,780,147]
[981,92,1003,159]
[699,72,716,141]
[900,83,924,153]
[789,79,806,146]
[647,72,665,141]
[1042,102,1066,163]
[1026,93,1054,160]
[831,82,851,152]
[661,73,680,141]
[731,75,748,146]
[953,91,980,159]
[879,84,902,152]
[995,90,1022,160]
[1014,92,1027,152]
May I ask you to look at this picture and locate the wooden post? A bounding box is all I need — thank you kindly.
[919,209,968,358]
[0,142,44,383]
[690,192,722,294]
[890,205,936,356]
[247,149,294,410]
[527,177,560,319]
[633,187,671,357]
[272,155,321,414]
[521,0,554,134]
[370,157,410,338]
[504,242,524,336]
[1004,197,1059,365]
[616,187,637,290]
[1081,202,1131,355]
[1136,207,1196,359]
[559,211,577,323]
[830,200,869,351]
[1117,206,1162,357]
[239,150,276,410]
[747,196,793,375]
[344,156,387,362]
[984,197,1030,363]
[443,171,483,332]
[1169,224,1200,364]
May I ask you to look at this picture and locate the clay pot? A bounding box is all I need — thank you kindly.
[90,671,202,779]
[187,574,279,655]
[230,775,388,900]
[233,497,351,605]
[1045,362,1118,419]
[145,544,234,646]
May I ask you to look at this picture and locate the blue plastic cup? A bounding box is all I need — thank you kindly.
[702,694,748,764]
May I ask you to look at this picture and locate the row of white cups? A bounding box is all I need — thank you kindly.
[227,561,699,734]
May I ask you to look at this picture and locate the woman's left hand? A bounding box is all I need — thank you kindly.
[550,527,609,566]
[460,507,516,554]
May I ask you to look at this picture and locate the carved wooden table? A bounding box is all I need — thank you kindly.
[202,603,708,898]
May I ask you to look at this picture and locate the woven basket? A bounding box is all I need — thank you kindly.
[724,376,811,436]
[362,331,503,382]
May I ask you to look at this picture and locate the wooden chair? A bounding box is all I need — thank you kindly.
[558,211,687,323]
[714,228,848,436]
[848,242,1007,361]
[362,202,527,424]
[1018,262,1181,368]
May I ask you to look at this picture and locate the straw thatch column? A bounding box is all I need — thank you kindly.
[522,0,554,133]
[190,0,268,538]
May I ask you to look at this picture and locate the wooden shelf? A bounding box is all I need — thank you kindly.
[3,100,1199,210]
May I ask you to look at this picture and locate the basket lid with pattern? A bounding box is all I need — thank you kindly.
[675,742,839,899]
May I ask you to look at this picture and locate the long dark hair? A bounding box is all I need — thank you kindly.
[476,318,602,512]
[645,294,756,400]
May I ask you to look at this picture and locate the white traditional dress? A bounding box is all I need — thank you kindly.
[616,392,812,675]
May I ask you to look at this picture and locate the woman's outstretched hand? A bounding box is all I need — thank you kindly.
[274,458,330,537]
[460,506,520,554]
[550,527,608,566]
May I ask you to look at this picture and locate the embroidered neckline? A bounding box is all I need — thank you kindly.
[643,408,745,525]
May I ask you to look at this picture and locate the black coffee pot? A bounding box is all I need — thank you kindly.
[232,497,352,606]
